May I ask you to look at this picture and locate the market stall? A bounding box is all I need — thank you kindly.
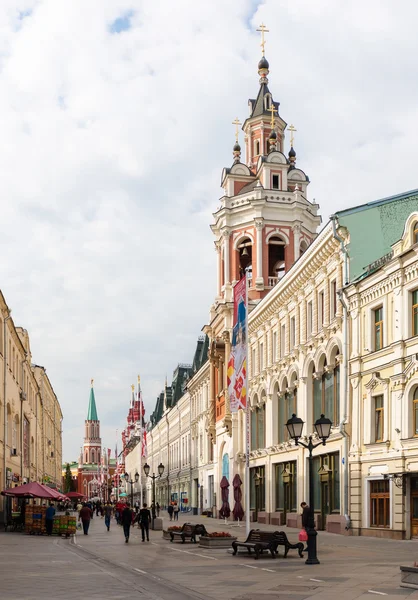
[1,482,75,536]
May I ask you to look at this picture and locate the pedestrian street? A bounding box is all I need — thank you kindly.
[4,513,418,600]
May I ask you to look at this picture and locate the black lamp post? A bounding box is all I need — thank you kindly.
[124,471,139,506]
[285,413,332,565]
[144,462,164,529]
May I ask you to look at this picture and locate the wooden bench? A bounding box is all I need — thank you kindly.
[231,529,278,560]
[169,523,207,543]
[274,531,304,558]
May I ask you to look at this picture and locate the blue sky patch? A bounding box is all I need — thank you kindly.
[109,10,134,34]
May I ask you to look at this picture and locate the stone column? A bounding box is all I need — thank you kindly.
[255,219,264,289]
[223,229,231,285]
[216,241,222,297]
[293,223,301,262]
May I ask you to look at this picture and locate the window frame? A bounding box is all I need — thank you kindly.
[374,394,384,443]
[413,222,418,244]
[369,479,390,528]
[272,174,280,190]
[413,387,418,437]
[412,290,418,337]
[374,306,384,351]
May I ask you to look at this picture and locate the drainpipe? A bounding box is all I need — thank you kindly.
[330,215,351,529]
[3,313,11,497]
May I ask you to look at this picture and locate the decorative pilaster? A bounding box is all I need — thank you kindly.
[215,241,222,297]
[255,219,264,289]
[222,229,231,285]
[293,223,301,262]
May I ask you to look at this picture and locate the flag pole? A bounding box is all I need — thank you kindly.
[138,374,143,507]
[245,268,250,536]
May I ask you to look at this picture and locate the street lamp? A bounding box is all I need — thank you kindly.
[286,413,332,565]
[143,462,164,529]
[124,471,139,506]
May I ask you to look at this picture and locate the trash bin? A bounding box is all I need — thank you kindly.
[193,507,198,516]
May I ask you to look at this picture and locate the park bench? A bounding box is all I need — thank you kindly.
[231,529,278,560]
[169,523,207,543]
[274,531,304,558]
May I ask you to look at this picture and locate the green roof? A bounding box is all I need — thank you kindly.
[336,188,418,281]
[87,387,98,421]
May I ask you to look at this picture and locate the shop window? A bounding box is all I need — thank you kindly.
[275,461,297,512]
[250,466,265,512]
[370,480,390,527]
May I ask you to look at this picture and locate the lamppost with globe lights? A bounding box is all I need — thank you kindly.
[285,413,332,565]
[143,462,164,529]
[124,471,139,506]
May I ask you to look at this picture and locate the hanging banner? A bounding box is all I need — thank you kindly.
[227,275,247,412]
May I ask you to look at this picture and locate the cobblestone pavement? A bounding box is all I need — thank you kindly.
[3,514,418,600]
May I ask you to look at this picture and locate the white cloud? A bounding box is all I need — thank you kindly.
[0,0,417,461]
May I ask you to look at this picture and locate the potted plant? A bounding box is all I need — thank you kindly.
[199,531,237,548]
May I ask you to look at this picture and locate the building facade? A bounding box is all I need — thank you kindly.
[127,41,418,538]
[0,290,63,523]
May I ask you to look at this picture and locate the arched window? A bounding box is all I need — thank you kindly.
[91,449,95,464]
[278,385,297,443]
[97,451,101,464]
[413,387,418,436]
[251,403,265,450]
[300,240,308,257]
[313,359,340,425]
[85,452,88,463]
[255,139,260,156]
[237,237,252,279]
[413,222,418,244]
[269,236,286,281]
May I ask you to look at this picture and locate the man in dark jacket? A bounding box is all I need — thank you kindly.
[79,503,93,535]
[137,503,151,542]
[121,502,134,543]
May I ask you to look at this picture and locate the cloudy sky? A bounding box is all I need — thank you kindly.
[1,0,418,462]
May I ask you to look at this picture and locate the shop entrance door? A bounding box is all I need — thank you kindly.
[320,480,330,530]
[411,478,418,538]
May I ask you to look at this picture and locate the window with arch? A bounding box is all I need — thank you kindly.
[254,139,260,156]
[300,240,308,257]
[269,236,286,280]
[278,387,297,443]
[91,449,95,463]
[313,359,340,425]
[264,94,271,110]
[85,452,88,463]
[413,222,418,244]
[237,237,252,279]
[413,387,418,437]
[251,404,266,450]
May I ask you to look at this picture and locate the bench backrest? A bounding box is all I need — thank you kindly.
[274,531,289,543]
[194,524,207,535]
[246,529,276,543]
[182,524,194,534]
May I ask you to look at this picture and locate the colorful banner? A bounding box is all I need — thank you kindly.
[227,275,247,412]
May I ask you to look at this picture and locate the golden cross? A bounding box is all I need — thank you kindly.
[256,23,269,56]
[288,124,297,147]
[232,117,242,143]
[131,384,135,392]
[268,104,276,129]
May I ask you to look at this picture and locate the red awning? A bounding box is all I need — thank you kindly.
[65,492,85,499]
[1,481,63,499]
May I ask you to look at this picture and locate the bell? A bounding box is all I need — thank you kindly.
[241,247,249,257]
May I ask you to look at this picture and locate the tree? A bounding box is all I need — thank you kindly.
[64,463,75,493]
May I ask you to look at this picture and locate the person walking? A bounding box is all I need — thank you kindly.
[104,502,113,532]
[138,503,151,542]
[121,502,134,543]
[156,502,160,517]
[79,503,93,535]
[301,501,310,552]
[173,502,179,521]
[167,503,174,521]
[45,503,55,536]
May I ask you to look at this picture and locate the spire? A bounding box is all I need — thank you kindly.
[87,380,98,421]
[288,124,297,169]
[232,117,242,163]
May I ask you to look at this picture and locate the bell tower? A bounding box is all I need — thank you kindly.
[83,379,101,465]
[212,26,321,302]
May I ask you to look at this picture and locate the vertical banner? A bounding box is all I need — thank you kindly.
[227,275,247,412]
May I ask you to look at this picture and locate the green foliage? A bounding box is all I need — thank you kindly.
[64,463,75,493]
